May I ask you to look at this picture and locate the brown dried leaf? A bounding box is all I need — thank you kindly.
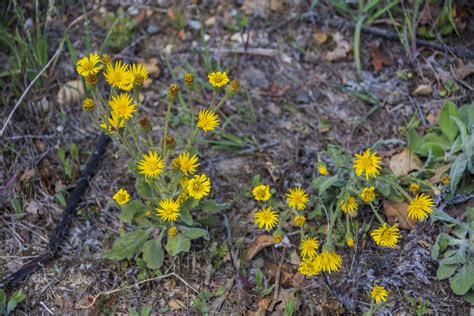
[246,235,273,261]
[242,0,269,18]
[454,62,474,80]
[369,45,393,72]
[383,200,417,230]
[168,299,186,310]
[412,84,432,96]
[20,168,36,182]
[57,80,84,105]
[26,200,40,216]
[142,58,160,78]
[389,148,423,176]
[314,31,328,44]
[270,0,284,11]
[326,32,351,61]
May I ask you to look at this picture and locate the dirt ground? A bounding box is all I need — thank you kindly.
[1,1,473,315]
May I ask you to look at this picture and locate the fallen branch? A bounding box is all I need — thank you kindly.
[1,133,110,289]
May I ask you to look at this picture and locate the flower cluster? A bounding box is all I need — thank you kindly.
[249,145,435,279]
[78,52,240,262]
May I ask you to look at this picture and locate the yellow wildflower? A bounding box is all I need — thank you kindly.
[313,251,343,273]
[83,98,94,111]
[156,199,180,222]
[353,148,382,179]
[76,53,102,77]
[113,188,130,205]
[293,215,306,227]
[407,193,434,221]
[130,63,148,87]
[168,226,178,237]
[254,207,279,230]
[104,60,133,91]
[187,174,211,199]
[360,186,376,203]
[371,223,400,247]
[252,184,271,201]
[208,71,229,87]
[197,109,219,132]
[285,187,309,210]
[109,93,136,120]
[371,285,388,304]
[138,151,165,179]
[300,237,319,259]
[340,195,358,216]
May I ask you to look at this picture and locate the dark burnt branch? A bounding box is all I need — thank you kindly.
[1,133,110,289]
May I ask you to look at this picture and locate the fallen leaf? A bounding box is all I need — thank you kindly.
[263,262,293,285]
[326,32,351,61]
[57,80,84,105]
[271,288,297,312]
[289,250,301,266]
[412,84,432,96]
[178,29,186,41]
[454,62,474,80]
[383,200,417,230]
[389,148,423,176]
[369,44,393,72]
[26,200,40,216]
[429,163,452,183]
[270,0,284,11]
[246,235,273,261]
[168,299,185,310]
[313,31,328,44]
[20,168,36,182]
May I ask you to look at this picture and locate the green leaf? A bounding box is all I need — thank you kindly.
[432,233,451,259]
[105,229,151,260]
[377,182,390,197]
[458,103,474,127]
[0,289,5,314]
[312,175,338,194]
[142,239,164,270]
[165,234,191,256]
[7,290,26,314]
[251,174,261,187]
[437,263,459,280]
[136,178,153,200]
[199,200,229,214]
[69,143,80,163]
[464,290,474,303]
[119,201,147,224]
[180,205,193,225]
[178,225,209,240]
[56,147,66,163]
[450,153,468,193]
[450,116,472,169]
[449,262,474,295]
[408,128,425,155]
[439,101,461,144]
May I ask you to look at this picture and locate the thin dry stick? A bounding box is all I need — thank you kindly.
[77,272,199,309]
[0,41,64,137]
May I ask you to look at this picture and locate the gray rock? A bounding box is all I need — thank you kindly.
[187,20,201,31]
[240,66,269,88]
[146,25,160,35]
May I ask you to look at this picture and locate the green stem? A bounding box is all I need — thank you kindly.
[326,204,341,248]
[163,99,173,153]
[368,202,385,225]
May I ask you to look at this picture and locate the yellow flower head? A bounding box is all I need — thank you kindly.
[109,93,137,120]
[156,198,180,222]
[293,215,306,227]
[176,152,199,176]
[360,186,376,203]
[346,237,354,247]
[85,74,98,86]
[100,114,125,132]
[300,237,319,259]
[407,193,434,221]
[168,226,178,237]
[353,148,382,179]
[252,184,271,201]
[371,285,388,304]
[273,232,283,244]
[340,195,358,216]
[187,174,211,200]
[104,60,133,91]
[409,183,420,194]
[184,73,194,87]
[101,54,112,66]
[254,206,279,230]
[176,192,189,204]
[197,109,219,132]
[370,223,400,247]
[76,53,102,77]
[208,71,230,88]
[441,175,451,185]
[313,251,343,274]
[285,187,309,210]
[168,84,180,100]
[83,98,94,111]
[130,63,148,87]
[113,188,130,205]
[138,151,165,178]
[298,259,319,276]
[318,166,328,176]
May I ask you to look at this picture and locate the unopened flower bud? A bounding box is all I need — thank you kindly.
[184,73,194,88]
[139,116,152,133]
[85,74,98,86]
[82,98,94,111]
[168,84,180,101]
[165,135,176,150]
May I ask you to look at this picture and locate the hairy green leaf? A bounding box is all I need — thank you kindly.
[166,234,191,256]
[119,201,147,224]
[449,262,474,295]
[178,225,209,240]
[142,239,164,270]
[105,229,151,260]
[437,263,459,280]
[439,101,460,144]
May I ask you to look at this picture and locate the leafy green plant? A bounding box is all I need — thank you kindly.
[0,289,26,315]
[431,207,474,302]
[0,0,54,95]
[102,8,135,51]
[408,101,473,197]
[128,305,155,316]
